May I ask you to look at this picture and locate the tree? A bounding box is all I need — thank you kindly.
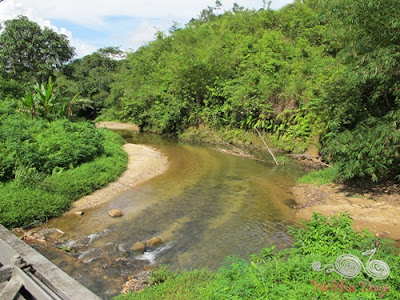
[0,16,75,83]
[320,0,400,181]
[56,48,120,119]
[22,77,57,119]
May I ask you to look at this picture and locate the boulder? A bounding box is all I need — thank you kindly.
[145,237,162,247]
[131,242,145,254]
[75,211,84,216]
[108,209,123,218]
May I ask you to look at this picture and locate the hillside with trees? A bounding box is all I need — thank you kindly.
[1,1,399,299]
[1,0,398,224]
[97,0,399,183]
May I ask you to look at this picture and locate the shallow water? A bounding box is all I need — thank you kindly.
[35,132,303,299]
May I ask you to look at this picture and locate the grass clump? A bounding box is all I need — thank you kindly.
[116,213,400,300]
[297,165,340,186]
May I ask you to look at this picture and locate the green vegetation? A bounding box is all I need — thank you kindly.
[56,47,123,119]
[0,17,127,228]
[2,1,397,184]
[297,166,340,186]
[0,16,75,83]
[0,127,127,228]
[115,213,400,299]
[0,116,104,181]
[91,0,399,183]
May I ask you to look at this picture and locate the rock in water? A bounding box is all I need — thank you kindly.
[108,209,123,217]
[131,242,146,254]
[145,237,162,247]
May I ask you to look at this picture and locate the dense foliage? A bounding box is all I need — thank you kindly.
[116,213,400,299]
[0,16,75,83]
[319,0,400,182]
[56,47,122,119]
[0,129,127,228]
[0,18,127,228]
[107,4,331,146]
[0,116,104,181]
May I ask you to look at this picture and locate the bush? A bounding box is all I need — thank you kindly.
[322,111,400,182]
[0,116,104,180]
[0,129,127,228]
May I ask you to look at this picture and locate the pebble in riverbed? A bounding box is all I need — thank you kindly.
[131,242,146,254]
[108,209,123,217]
[145,237,162,247]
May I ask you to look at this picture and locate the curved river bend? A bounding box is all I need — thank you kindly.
[35,132,303,299]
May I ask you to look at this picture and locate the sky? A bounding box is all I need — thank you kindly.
[0,0,294,58]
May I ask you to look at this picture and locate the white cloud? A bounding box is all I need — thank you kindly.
[9,0,294,28]
[0,0,97,57]
[127,21,158,49]
[1,0,294,56]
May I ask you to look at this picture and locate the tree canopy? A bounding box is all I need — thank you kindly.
[0,15,75,83]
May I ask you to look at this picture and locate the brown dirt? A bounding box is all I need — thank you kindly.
[95,121,140,131]
[293,183,400,241]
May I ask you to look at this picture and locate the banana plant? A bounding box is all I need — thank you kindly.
[21,90,36,118]
[32,77,56,119]
[63,93,94,119]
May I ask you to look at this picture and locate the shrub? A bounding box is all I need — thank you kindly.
[0,116,104,180]
[0,129,127,228]
[322,111,400,182]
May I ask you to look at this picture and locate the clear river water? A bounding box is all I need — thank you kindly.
[34,131,304,299]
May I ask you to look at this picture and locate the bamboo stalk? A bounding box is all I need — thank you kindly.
[255,128,279,166]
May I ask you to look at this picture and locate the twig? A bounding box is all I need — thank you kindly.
[211,147,268,163]
[255,128,279,166]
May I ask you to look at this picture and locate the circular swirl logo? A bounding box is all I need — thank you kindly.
[312,248,390,280]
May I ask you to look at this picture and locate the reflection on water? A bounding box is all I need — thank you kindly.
[35,132,304,299]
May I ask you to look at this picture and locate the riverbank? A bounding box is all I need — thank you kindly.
[293,182,400,241]
[66,143,168,214]
[96,121,140,131]
[65,122,168,214]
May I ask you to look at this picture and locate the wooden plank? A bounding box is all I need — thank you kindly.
[0,266,13,282]
[0,225,100,300]
[13,268,60,300]
[0,275,23,300]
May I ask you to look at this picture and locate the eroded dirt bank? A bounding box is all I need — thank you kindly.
[293,183,400,241]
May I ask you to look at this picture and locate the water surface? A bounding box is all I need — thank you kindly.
[36,132,302,299]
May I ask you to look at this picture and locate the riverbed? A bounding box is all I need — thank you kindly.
[33,131,303,299]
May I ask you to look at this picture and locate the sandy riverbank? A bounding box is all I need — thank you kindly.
[65,123,168,215]
[293,183,400,241]
[96,121,140,131]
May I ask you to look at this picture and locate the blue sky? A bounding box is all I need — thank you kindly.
[0,0,294,57]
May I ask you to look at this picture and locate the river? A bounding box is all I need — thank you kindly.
[34,131,303,299]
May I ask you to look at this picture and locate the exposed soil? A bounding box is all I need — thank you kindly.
[293,183,400,241]
[96,121,140,131]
